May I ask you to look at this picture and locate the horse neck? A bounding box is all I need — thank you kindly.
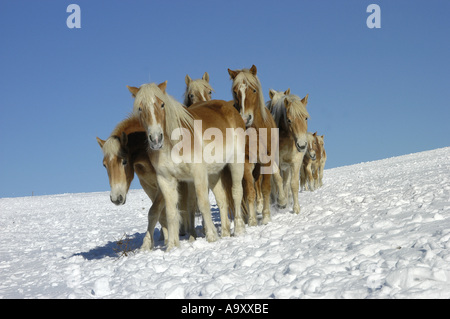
[127,132,149,164]
[111,116,145,137]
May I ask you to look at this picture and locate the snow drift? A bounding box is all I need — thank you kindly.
[1,147,450,299]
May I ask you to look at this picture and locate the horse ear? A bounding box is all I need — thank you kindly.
[202,72,209,83]
[96,137,105,149]
[185,74,191,86]
[301,94,309,105]
[158,80,167,93]
[127,85,140,98]
[250,65,257,75]
[228,68,238,79]
[284,88,291,95]
[313,132,317,137]
[121,132,128,147]
[269,89,276,100]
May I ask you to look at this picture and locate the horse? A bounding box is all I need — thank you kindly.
[96,116,197,249]
[128,81,246,251]
[228,65,287,225]
[300,132,319,191]
[184,72,214,107]
[317,134,327,187]
[267,90,309,214]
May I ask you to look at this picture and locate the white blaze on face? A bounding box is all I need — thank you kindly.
[199,91,206,102]
[238,83,247,117]
[148,97,158,132]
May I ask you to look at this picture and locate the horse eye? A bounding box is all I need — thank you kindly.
[287,119,292,124]
[189,94,194,99]
[138,107,142,112]
[161,103,165,108]
[209,91,212,95]
[122,159,128,165]
[103,163,106,168]
[253,89,257,93]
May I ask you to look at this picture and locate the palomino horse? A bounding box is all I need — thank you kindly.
[317,134,327,187]
[268,90,309,214]
[128,81,246,251]
[97,116,197,248]
[228,65,287,225]
[184,72,214,107]
[300,132,319,191]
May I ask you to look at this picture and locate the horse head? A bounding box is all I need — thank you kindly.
[184,72,214,107]
[228,65,267,127]
[97,133,134,205]
[283,94,309,153]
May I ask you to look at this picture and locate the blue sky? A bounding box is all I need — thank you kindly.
[1,0,449,198]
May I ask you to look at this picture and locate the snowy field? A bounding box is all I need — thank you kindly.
[1,147,450,299]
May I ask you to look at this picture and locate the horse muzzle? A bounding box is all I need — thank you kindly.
[148,133,164,150]
[243,114,253,127]
[296,141,307,153]
[110,194,126,205]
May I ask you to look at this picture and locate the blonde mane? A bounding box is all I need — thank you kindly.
[269,97,287,128]
[270,94,309,129]
[102,115,143,157]
[285,94,309,120]
[231,68,270,125]
[183,79,214,105]
[134,83,194,138]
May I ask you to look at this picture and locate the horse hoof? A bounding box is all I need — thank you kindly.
[206,232,218,243]
[139,244,152,252]
[234,227,245,236]
[248,217,258,227]
[261,213,271,225]
[221,230,231,238]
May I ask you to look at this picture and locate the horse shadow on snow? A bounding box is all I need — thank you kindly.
[71,205,221,260]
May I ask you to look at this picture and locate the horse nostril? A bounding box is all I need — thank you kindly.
[159,133,163,142]
[118,195,123,203]
[297,142,307,152]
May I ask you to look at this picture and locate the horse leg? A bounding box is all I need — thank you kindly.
[186,183,198,241]
[157,175,180,251]
[255,174,263,214]
[312,164,319,190]
[320,159,325,187]
[159,208,168,245]
[140,190,165,251]
[271,162,287,209]
[228,162,245,235]
[209,173,231,237]
[300,162,306,191]
[179,181,197,241]
[306,162,314,191]
[243,162,257,227]
[194,170,218,243]
[261,172,272,224]
[282,167,292,205]
[291,162,301,214]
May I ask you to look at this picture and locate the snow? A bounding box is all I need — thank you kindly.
[1,147,450,299]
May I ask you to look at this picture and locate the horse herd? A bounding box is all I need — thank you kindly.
[97,65,326,251]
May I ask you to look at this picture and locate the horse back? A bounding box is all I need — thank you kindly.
[189,99,245,130]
